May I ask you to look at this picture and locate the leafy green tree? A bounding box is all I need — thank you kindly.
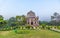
[41,24,46,29]
[0,15,7,28]
[16,16,22,26]
[16,16,21,22]
[8,17,16,27]
[40,21,48,25]
[0,15,4,20]
[16,15,26,26]
[21,15,26,25]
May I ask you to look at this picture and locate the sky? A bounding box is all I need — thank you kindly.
[0,0,60,21]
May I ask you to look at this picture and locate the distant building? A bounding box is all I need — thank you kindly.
[51,12,60,22]
[52,15,60,22]
[27,11,39,26]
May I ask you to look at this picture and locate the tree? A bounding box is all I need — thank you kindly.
[39,21,41,25]
[50,12,60,26]
[21,15,26,25]
[41,24,46,29]
[16,16,21,22]
[40,21,48,25]
[51,16,55,20]
[0,15,4,20]
[0,15,7,28]
[16,15,26,26]
[54,12,59,17]
[8,17,16,27]
[16,16,22,26]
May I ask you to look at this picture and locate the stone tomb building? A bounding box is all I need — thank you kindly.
[27,11,39,26]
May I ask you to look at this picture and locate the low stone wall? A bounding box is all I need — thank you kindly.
[50,28,60,33]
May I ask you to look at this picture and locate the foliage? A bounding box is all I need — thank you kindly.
[16,15,26,25]
[14,29,30,34]
[57,26,60,30]
[8,17,16,26]
[40,21,49,25]
[0,14,60,31]
[25,25,32,29]
[0,30,60,38]
[0,15,4,20]
[50,12,60,26]
[46,26,52,30]
[0,15,7,29]
[41,24,46,29]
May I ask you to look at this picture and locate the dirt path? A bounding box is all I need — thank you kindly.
[0,31,10,36]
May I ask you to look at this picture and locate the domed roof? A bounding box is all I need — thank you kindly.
[27,11,36,17]
[27,11,35,15]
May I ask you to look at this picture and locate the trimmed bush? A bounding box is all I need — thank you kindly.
[57,26,60,30]
[14,29,30,34]
[46,26,51,30]
[25,25,32,29]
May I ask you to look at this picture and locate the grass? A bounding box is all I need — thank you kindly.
[0,29,60,38]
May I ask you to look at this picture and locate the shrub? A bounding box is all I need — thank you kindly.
[57,26,60,30]
[41,24,46,29]
[54,26,57,29]
[25,25,32,29]
[46,26,51,30]
[14,29,30,34]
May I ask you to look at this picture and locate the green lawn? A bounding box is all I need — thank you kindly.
[0,29,60,38]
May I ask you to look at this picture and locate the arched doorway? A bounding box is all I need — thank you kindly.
[31,22,33,25]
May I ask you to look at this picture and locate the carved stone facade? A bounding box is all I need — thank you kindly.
[27,11,39,26]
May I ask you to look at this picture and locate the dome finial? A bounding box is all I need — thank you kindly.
[27,10,35,17]
[27,10,35,15]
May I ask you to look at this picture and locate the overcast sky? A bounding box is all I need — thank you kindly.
[0,0,60,21]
